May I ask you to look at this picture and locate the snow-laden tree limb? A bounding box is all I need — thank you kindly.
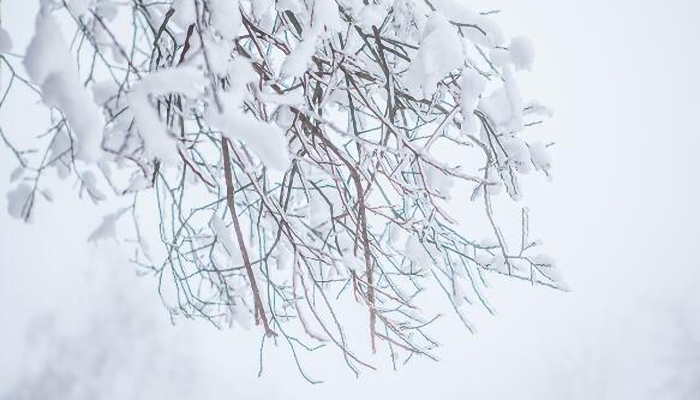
[0,0,560,378]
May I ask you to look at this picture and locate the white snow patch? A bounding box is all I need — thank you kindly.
[205,60,291,171]
[405,235,432,269]
[460,68,486,135]
[126,90,180,164]
[88,207,130,242]
[0,25,13,53]
[209,0,242,40]
[510,36,535,71]
[281,30,320,78]
[127,66,205,164]
[479,68,523,131]
[528,141,552,173]
[207,108,291,171]
[428,0,505,47]
[406,11,463,97]
[172,0,196,28]
[67,0,92,16]
[24,13,105,162]
[7,183,33,221]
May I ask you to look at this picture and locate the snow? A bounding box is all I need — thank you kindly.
[489,47,511,67]
[0,25,12,53]
[532,253,556,267]
[452,279,466,306]
[406,11,464,97]
[405,235,433,269]
[479,67,523,131]
[81,170,106,201]
[280,0,343,77]
[474,251,492,267]
[203,35,232,76]
[276,0,303,13]
[308,190,331,228]
[49,130,73,179]
[460,68,486,135]
[211,215,238,258]
[135,65,205,97]
[172,0,196,28]
[479,87,511,126]
[275,243,293,270]
[392,0,429,41]
[24,13,105,163]
[126,66,205,164]
[66,0,91,16]
[23,14,64,84]
[227,57,257,93]
[478,236,499,248]
[9,167,23,183]
[205,60,291,171]
[503,136,532,174]
[502,67,524,131]
[4,0,700,398]
[528,141,553,173]
[92,80,118,105]
[124,175,149,192]
[230,301,253,330]
[126,90,180,164]
[0,0,561,386]
[280,30,320,78]
[41,74,105,162]
[95,0,118,21]
[510,36,536,71]
[355,4,387,29]
[488,254,508,273]
[206,106,291,171]
[424,163,454,198]
[159,265,180,311]
[6,183,32,221]
[209,0,242,40]
[428,0,505,47]
[342,253,364,272]
[524,101,554,118]
[257,89,305,107]
[312,0,342,29]
[88,207,130,242]
[251,0,273,19]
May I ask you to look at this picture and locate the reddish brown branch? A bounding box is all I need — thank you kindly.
[178,149,214,188]
[221,137,275,337]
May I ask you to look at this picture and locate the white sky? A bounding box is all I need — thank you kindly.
[1,0,699,399]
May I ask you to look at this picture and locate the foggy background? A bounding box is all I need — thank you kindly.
[1,0,699,398]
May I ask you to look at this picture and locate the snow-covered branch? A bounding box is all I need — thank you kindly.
[0,0,560,376]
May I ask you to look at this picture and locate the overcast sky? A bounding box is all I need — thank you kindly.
[1,0,699,399]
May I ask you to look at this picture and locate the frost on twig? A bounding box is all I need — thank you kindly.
[0,0,561,377]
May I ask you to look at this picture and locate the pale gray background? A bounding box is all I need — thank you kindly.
[1,0,699,398]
